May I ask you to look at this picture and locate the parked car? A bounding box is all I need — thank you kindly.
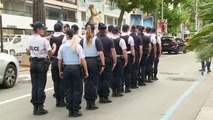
[3,35,30,55]
[0,53,19,88]
[161,36,187,54]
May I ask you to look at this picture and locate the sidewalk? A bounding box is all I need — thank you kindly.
[19,65,30,72]
[196,73,213,120]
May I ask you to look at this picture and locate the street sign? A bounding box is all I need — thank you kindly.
[157,19,167,34]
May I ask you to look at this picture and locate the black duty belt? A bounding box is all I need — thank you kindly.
[30,57,46,61]
[86,56,98,59]
[64,64,80,67]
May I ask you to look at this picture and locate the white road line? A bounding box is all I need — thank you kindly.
[0,88,53,105]
[0,54,179,105]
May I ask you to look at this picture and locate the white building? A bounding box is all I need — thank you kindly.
[0,0,130,36]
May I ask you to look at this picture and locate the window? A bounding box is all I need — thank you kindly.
[46,7,61,20]
[81,12,86,22]
[63,9,76,22]
[13,37,21,44]
[64,0,77,4]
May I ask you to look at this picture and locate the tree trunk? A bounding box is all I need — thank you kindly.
[33,0,46,25]
[118,9,125,28]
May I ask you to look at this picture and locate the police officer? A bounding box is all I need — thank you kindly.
[29,21,56,115]
[71,24,82,43]
[120,24,135,93]
[145,27,157,83]
[80,22,105,110]
[137,25,151,86]
[130,25,143,88]
[57,29,88,117]
[97,23,117,103]
[111,26,128,97]
[107,25,114,38]
[50,23,66,107]
[152,28,162,80]
[63,23,70,32]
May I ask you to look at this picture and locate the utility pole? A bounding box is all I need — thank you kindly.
[0,15,3,53]
[195,0,198,32]
[162,0,164,19]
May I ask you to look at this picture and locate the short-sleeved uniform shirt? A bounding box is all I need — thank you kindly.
[138,33,151,55]
[130,33,142,53]
[57,41,85,65]
[145,33,157,52]
[111,35,126,50]
[29,34,51,58]
[120,32,134,54]
[80,36,104,57]
[97,34,115,57]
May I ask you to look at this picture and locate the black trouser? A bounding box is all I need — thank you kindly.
[147,52,155,79]
[201,58,212,70]
[154,56,159,78]
[112,57,123,91]
[123,54,133,88]
[139,54,148,82]
[30,59,48,105]
[131,52,139,86]
[98,57,112,98]
[51,58,64,99]
[63,65,83,111]
[84,57,99,101]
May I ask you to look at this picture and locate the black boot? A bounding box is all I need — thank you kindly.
[59,98,66,107]
[35,105,48,115]
[125,86,131,93]
[112,89,123,97]
[56,98,60,107]
[90,100,98,110]
[99,97,112,103]
[33,105,38,115]
[86,100,91,110]
[70,111,82,117]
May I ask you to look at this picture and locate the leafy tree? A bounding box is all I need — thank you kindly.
[188,1,213,60]
[110,0,159,27]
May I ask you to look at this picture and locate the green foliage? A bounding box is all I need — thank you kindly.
[188,1,213,60]
[110,0,159,13]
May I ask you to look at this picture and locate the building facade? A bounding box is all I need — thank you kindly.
[0,0,130,36]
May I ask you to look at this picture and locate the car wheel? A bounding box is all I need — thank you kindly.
[168,51,171,54]
[10,49,16,56]
[175,48,179,54]
[3,64,17,88]
[183,49,187,53]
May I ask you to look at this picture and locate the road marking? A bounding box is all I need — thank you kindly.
[161,73,207,120]
[0,88,53,105]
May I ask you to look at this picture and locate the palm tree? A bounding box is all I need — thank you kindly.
[33,0,45,25]
[188,1,213,60]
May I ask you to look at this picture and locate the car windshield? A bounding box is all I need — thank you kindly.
[161,37,174,43]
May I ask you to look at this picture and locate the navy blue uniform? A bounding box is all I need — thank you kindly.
[111,36,126,95]
[97,34,114,99]
[50,34,65,105]
[29,34,52,106]
[58,41,85,112]
[138,33,150,83]
[80,37,104,101]
[130,33,142,87]
[120,35,133,90]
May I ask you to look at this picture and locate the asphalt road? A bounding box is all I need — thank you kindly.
[0,52,213,120]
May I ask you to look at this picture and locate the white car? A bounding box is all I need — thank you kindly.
[3,35,30,55]
[0,53,19,88]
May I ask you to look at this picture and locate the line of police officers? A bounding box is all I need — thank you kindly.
[28,21,161,117]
